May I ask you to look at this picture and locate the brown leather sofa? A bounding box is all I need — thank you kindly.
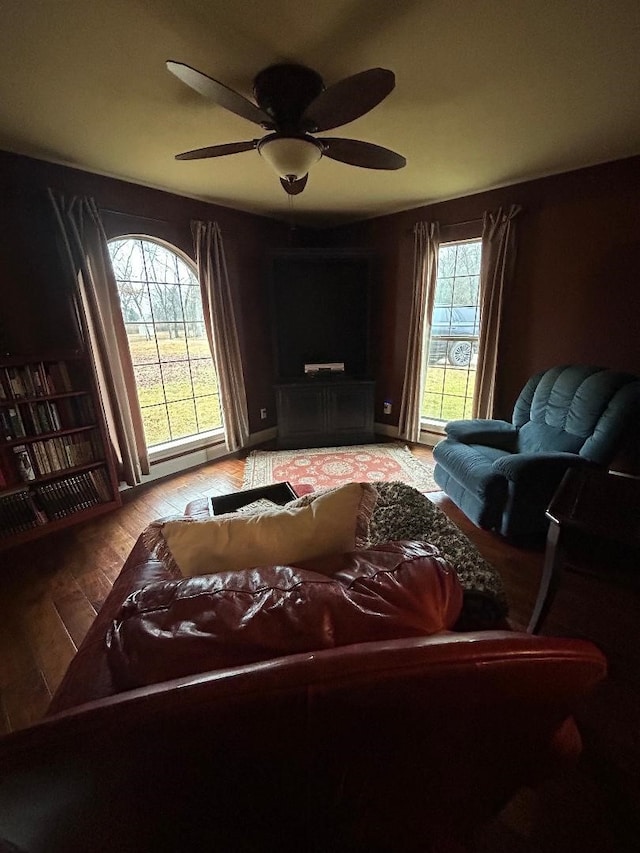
[0,532,606,853]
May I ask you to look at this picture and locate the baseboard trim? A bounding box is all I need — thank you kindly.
[419,428,443,448]
[374,422,400,438]
[245,427,278,446]
[375,423,442,449]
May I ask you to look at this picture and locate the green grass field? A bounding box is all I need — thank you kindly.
[422,366,476,421]
[128,337,474,446]
[128,337,222,446]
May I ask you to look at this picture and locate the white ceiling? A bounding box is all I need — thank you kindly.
[1,0,639,226]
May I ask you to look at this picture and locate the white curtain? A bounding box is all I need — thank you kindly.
[473,204,522,418]
[48,192,150,485]
[398,221,440,441]
[192,221,249,452]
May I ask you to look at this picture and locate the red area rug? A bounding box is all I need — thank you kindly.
[243,443,438,493]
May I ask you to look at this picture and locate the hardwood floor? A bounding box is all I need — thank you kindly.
[0,453,245,733]
[0,444,638,850]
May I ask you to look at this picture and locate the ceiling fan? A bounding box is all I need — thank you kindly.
[166,60,406,195]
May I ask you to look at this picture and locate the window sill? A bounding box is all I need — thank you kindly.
[149,429,225,465]
[420,419,446,433]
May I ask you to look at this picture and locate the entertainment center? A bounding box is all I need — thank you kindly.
[270,250,375,448]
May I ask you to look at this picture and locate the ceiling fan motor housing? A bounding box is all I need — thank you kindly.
[253,64,324,131]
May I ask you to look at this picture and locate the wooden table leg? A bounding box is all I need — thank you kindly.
[528,520,565,633]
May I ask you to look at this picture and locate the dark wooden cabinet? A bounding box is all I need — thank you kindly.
[275,380,375,449]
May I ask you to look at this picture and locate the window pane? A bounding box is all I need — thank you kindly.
[129,336,158,366]
[437,245,457,277]
[190,358,218,396]
[182,286,204,321]
[454,243,481,276]
[118,284,152,325]
[195,395,222,431]
[110,239,146,281]
[145,244,180,284]
[157,333,189,362]
[134,363,165,406]
[184,323,208,354]
[167,399,198,439]
[161,361,194,402]
[151,282,185,322]
[141,404,171,446]
[452,276,479,306]
[177,261,198,285]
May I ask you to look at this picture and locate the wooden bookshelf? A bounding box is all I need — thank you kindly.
[0,352,121,550]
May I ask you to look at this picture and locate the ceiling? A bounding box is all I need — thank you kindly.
[1,0,639,226]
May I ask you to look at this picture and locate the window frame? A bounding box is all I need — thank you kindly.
[107,235,224,463]
[420,236,483,433]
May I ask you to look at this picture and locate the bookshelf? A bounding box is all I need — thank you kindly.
[0,353,121,549]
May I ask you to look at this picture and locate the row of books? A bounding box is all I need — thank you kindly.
[0,361,74,401]
[0,468,113,537]
[12,431,104,481]
[0,395,95,441]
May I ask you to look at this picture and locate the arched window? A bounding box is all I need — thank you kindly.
[108,237,222,449]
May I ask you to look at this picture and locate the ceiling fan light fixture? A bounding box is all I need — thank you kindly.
[258,135,322,181]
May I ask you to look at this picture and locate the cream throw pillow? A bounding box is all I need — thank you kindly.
[144,482,377,577]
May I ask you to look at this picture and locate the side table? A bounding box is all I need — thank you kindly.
[528,467,640,633]
[209,481,297,515]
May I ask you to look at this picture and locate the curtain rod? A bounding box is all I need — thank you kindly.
[100,208,171,224]
[415,217,483,228]
[443,217,483,227]
[407,217,482,235]
[100,209,230,233]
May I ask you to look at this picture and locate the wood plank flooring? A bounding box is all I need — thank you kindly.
[0,444,638,851]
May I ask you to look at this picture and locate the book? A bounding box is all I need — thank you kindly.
[5,367,26,398]
[7,407,26,438]
[13,445,36,483]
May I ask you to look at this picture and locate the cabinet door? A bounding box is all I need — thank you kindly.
[276,385,327,445]
[327,383,374,439]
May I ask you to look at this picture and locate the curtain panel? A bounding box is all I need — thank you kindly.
[192,221,249,452]
[473,204,522,418]
[398,222,440,442]
[48,192,150,486]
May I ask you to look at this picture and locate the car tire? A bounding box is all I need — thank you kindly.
[447,340,472,367]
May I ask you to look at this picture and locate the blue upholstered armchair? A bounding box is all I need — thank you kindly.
[433,365,640,539]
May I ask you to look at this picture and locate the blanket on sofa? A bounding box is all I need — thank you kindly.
[290,481,508,628]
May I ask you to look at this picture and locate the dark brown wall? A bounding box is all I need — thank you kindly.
[325,156,640,423]
[0,151,291,434]
[1,150,639,435]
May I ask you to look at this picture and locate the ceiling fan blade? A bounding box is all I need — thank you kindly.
[280,174,308,195]
[321,138,406,170]
[167,61,272,128]
[175,140,257,161]
[301,68,395,132]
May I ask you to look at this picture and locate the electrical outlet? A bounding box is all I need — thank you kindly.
[260,407,267,420]
[383,401,392,415]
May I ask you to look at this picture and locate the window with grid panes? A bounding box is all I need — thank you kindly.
[421,239,482,423]
[108,237,222,448]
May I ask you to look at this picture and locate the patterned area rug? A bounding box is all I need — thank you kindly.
[243,443,438,492]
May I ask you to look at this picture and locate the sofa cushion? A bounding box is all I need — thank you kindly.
[144,482,377,577]
[106,540,464,689]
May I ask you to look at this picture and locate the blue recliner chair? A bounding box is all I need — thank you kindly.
[433,365,640,540]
